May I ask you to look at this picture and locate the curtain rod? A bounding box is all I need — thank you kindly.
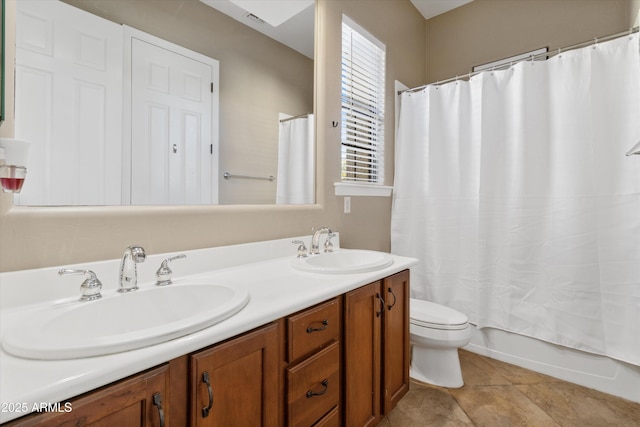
[280,112,312,123]
[400,26,639,95]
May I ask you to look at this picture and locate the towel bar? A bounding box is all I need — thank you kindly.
[223,172,275,182]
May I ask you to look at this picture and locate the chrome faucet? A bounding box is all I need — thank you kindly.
[310,227,333,255]
[155,254,186,286]
[324,232,336,253]
[59,269,103,301]
[119,246,146,292]
[292,240,309,258]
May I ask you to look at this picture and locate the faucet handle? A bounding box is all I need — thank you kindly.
[59,269,103,301]
[324,232,336,253]
[292,240,308,258]
[156,254,187,286]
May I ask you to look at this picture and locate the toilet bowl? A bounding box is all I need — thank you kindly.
[409,298,471,388]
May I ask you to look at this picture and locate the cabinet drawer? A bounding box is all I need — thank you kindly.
[287,341,340,427]
[287,298,340,362]
[312,406,340,427]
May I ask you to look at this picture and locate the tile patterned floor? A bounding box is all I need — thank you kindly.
[379,350,640,426]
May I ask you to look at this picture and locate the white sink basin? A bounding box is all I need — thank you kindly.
[291,249,394,274]
[2,283,249,360]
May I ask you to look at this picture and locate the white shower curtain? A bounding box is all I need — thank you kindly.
[392,34,640,365]
[276,114,315,204]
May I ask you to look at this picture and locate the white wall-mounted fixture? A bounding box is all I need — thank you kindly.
[626,140,640,156]
[0,139,30,193]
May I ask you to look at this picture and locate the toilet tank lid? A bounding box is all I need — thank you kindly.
[410,298,468,326]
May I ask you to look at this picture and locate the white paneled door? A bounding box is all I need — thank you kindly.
[15,0,123,205]
[127,28,219,205]
[15,2,219,206]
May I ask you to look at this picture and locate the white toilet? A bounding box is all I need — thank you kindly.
[409,298,471,388]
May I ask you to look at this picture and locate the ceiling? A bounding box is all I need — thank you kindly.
[200,0,315,58]
[411,0,475,20]
[199,0,475,59]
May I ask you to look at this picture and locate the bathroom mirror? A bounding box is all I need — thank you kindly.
[13,0,315,206]
[0,0,5,124]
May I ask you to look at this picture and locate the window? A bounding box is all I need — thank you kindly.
[341,16,386,185]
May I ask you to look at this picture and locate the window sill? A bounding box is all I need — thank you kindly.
[334,182,393,197]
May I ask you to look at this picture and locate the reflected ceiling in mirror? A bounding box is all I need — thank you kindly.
[202,0,314,58]
[13,0,314,206]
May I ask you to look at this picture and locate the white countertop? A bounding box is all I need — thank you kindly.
[0,235,417,423]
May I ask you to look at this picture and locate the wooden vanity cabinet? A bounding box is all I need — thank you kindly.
[284,298,341,427]
[4,364,173,427]
[190,322,279,427]
[343,270,410,426]
[2,270,409,427]
[343,280,382,427]
[381,270,411,413]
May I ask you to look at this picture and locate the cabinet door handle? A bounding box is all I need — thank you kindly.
[152,392,165,427]
[306,379,329,398]
[306,319,328,333]
[376,292,385,317]
[387,287,397,310]
[201,371,214,418]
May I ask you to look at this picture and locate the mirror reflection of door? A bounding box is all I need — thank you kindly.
[127,28,219,205]
[15,0,123,206]
[14,0,220,206]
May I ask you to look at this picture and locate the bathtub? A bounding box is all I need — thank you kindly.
[464,325,640,403]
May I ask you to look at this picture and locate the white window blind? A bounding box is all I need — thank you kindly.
[341,17,386,184]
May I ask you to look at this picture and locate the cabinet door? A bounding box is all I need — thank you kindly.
[343,281,382,427]
[4,365,170,427]
[382,270,410,414]
[191,323,279,427]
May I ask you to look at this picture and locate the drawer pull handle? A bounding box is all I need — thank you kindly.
[387,287,397,310]
[376,293,385,317]
[306,379,329,398]
[201,371,214,418]
[306,319,328,333]
[152,392,165,427]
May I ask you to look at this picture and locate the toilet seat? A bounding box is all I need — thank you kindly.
[410,299,469,331]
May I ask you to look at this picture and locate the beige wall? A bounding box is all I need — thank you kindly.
[4,0,630,273]
[426,0,632,83]
[0,0,426,272]
[319,0,426,253]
